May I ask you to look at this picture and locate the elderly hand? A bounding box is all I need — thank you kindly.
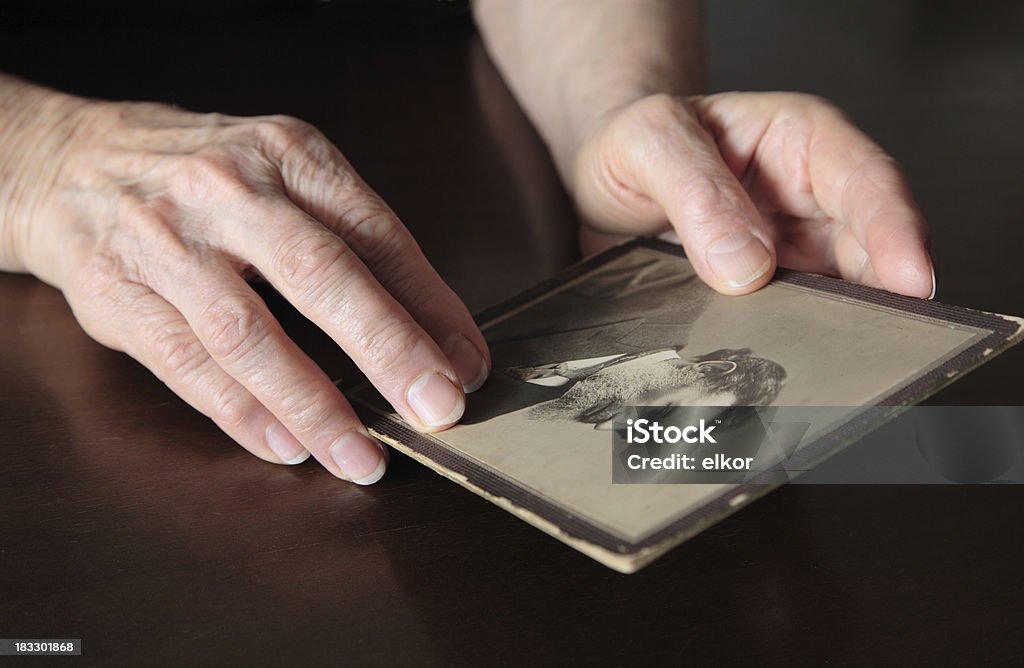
[570,92,935,298]
[2,83,489,484]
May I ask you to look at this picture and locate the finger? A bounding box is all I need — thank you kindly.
[90,282,311,466]
[148,259,389,484]
[807,109,934,298]
[216,199,466,433]
[260,116,490,392]
[692,93,842,277]
[592,95,777,295]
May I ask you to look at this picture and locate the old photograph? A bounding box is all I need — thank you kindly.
[354,240,1022,571]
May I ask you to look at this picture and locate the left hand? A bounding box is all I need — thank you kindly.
[570,92,935,298]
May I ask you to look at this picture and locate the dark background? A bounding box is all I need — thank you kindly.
[1,1,1022,664]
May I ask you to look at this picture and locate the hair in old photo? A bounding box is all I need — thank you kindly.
[527,348,787,425]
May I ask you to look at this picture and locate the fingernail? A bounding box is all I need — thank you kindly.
[330,431,387,485]
[927,264,937,300]
[444,334,489,393]
[706,232,773,288]
[407,372,465,428]
[266,421,310,465]
[657,229,681,245]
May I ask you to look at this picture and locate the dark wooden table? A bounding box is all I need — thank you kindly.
[2,2,1023,664]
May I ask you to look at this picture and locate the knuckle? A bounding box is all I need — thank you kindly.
[198,292,270,362]
[275,387,339,436]
[627,93,691,129]
[680,176,747,222]
[205,111,227,123]
[845,155,912,223]
[248,115,354,201]
[339,202,406,259]
[209,384,250,429]
[271,230,352,299]
[114,194,192,267]
[151,321,208,378]
[194,110,232,128]
[793,92,833,107]
[860,153,904,181]
[356,316,420,378]
[801,94,850,122]
[268,114,316,135]
[72,250,136,306]
[772,91,839,114]
[846,154,906,205]
[70,259,162,336]
[171,152,254,201]
[253,115,321,157]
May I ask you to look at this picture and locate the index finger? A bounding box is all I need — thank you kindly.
[258,116,491,392]
[222,198,467,433]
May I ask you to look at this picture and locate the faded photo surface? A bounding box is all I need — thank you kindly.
[357,244,987,544]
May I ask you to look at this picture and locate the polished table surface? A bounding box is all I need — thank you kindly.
[2,2,1024,664]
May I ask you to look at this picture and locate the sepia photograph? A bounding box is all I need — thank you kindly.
[356,240,1022,571]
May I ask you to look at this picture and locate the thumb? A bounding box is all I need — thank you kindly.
[587,95,776,295]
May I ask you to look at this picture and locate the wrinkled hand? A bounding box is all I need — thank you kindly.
[571,92,934,298]
[11,100,490,483]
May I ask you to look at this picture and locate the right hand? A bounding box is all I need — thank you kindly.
[569,93,935,299]
[3,90,490,484]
